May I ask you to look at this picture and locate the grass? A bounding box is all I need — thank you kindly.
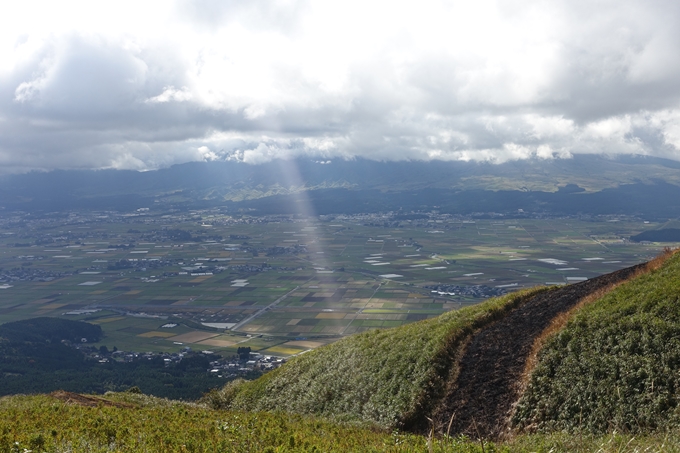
[506,431,680,452]
[5,393,680,452]
[0,393,436,453]
[513,249,680,434]
[203,286,551,430]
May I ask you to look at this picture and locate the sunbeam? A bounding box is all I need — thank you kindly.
[274,159,333,274]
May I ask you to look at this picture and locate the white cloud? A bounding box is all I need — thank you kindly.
[0,0,680,172]
[146,86,193,104]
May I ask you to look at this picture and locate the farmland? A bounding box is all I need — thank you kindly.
[0,209,674,360]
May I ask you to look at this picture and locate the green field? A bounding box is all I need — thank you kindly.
[0,210,674,357]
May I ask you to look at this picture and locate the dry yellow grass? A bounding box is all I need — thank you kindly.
[92,316,125,324]
[137,331,176,338]
[197,339,236,347]
[40,303,66,310]
[284,340,325,349]
[167,332,219,343]
[315,312,346,319]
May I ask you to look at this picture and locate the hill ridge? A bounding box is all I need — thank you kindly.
[433,263,646,439]
[209,254,678,436]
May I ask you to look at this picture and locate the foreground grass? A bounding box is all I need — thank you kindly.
[0,393,432,453]
[204,287,549,429]
[514,250,680,433]
[2,393,680,452]
[508,431,680,452]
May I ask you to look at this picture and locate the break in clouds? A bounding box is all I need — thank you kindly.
[1,0,680,172]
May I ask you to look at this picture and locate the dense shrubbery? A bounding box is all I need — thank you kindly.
[0,317,102,343]
[0,352,235,400]
[205,287,550,429]
[513,251,680,433]
[0,317,249,399]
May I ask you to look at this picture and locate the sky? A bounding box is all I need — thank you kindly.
[1,0,680,173]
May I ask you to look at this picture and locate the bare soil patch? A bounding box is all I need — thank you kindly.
[50,390,134,408]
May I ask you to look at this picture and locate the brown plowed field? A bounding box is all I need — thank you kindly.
[434,264,644,439]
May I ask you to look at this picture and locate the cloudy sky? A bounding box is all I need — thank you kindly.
[1,0,680,172]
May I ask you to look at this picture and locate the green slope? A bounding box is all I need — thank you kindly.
[513,250,680,433]
[5,392,680,452]
[0,392,440,453]
[205,287,549,429]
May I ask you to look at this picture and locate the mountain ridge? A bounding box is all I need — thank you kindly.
[3,154,680,217]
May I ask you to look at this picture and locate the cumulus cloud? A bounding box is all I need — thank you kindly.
[0,0,680,172]
[146,86,193,104]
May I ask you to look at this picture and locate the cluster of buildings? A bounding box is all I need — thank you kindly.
[207,352,286,378]
[76,344,286,378]
[425,284,508,298]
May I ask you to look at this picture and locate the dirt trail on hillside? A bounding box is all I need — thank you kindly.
[50,390,135,408]
[434,264,644,439]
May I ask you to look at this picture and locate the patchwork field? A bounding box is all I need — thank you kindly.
[0,210,674,357]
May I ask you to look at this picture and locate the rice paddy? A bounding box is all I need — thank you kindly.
[0,212,674,358]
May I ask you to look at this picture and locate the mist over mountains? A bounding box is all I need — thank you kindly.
[2,154,680,218]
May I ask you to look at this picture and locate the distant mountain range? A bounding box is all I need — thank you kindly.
[2,154,680,217]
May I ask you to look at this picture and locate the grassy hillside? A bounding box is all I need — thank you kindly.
[0,392,440,453]
[3,392,680,452]
[8,255,680,450]
[205,287,549,429]
[513,250,680,433]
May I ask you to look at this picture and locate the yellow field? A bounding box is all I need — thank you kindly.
[197,339,237,347]
[315,312,346,319]
[283,340,325,349]
[30,299,54,305]
[137,331,176,338]
[91,316,126,324]
[167,332,219,343]
[262,346,306,356]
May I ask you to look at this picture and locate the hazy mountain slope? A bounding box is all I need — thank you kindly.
[2,155,680,213]
[2,154,680,219]
[631,220,680,242]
